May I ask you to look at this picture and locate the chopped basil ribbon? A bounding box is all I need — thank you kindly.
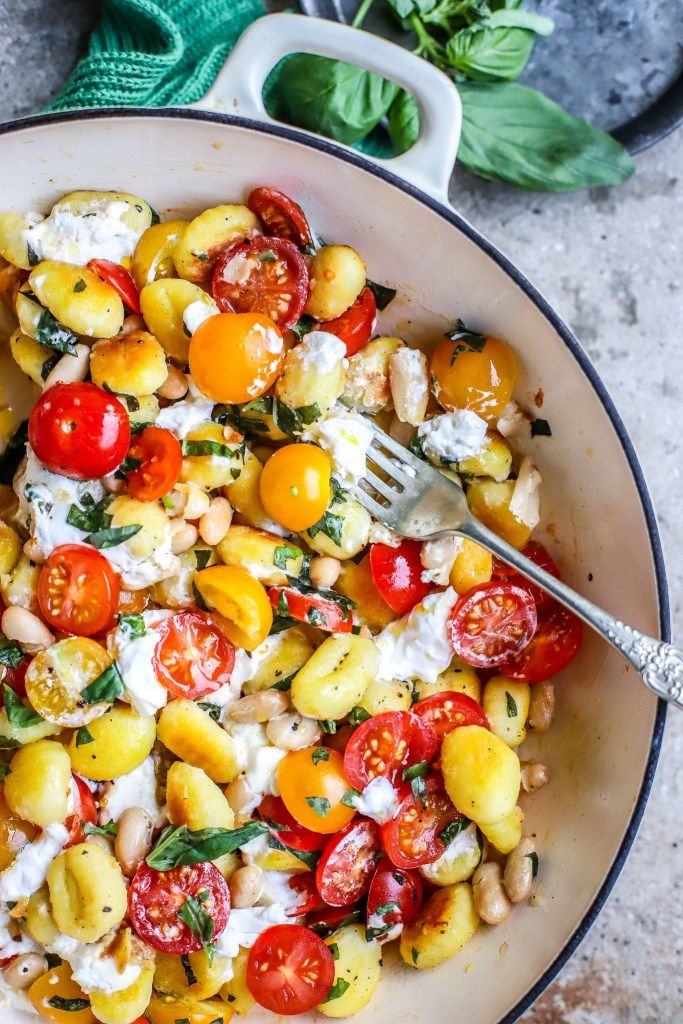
[402,761,429,782]
[273,544,304,572]
[87,524,142,549]
[366,279,397,310]
[304,796,331,819]
[438,818,470,847]
[505,691,518,717]
[34,307,79,355]
[83,821,117,838]
[3,683,42,728]
[146,822,270,870]
[80,663,125,705]
[273,400,321,436]
[341,787,361,808]
[181,439,237,458]
[197,702,221,722]
[118,613,146,641]
[177,889,216,964]
[181,953,197,986]
[65,494,110,533]
[311,747,330,766]
[322,979,350,1003]
[0,633,25,669]
[102,382,140,412]
[348,706,371,726]
[266,833,319,871]
[195,548,212,570]
[47,996,91,1011]
[75,726,95,747]
[26,240,40,267]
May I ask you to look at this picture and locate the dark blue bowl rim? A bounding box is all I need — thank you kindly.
[0,105,669,1024]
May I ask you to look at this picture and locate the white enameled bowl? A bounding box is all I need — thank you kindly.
[0,14,668,1024]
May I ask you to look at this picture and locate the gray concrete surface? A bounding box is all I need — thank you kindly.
[0,2,681,1021]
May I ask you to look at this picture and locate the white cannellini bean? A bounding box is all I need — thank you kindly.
[266,712,321,751]
[229,865,262,908]
[199,497,233,546]
[520,761,549,793]
[115,807,154,876]
[389,347,429,426]
[229,690,289,723]
[43,343,90,389]
[22,539,45,564]
[527,683,555,732]
[472,861,511,925]
[170,518,198,554]
[308,556,341,590]
[180,484,211,521]
[503,837,537,903]
[3,952,48,989]
[225,775,256,818]
[1,606,53,653]
[157,364,189,400]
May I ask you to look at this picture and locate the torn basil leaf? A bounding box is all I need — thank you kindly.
[366,279,397,310]
[505,691,517,717]
[274,400,321,436]
[177,890,216,964]
[181,439,237,458]
[75,726,95,747]
[87,524,142,549]
[83,821,117,838]
[530,418,552,437]
[438,817,470,846]
[146,822,270,870]
[118,613,146,641]
[80,663,124,705]
[3,683,42,728]
[34,308,79,356]
[0,634,25,669]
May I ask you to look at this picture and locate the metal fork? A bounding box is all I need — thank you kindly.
[354,422,682,710]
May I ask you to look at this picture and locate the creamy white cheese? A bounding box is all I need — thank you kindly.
[367,521,402,547]
[417,409,487,464]
[223,722,285,812]
[509,456,542,530]
[213,905,291,960]
[103,524,179,590]
[47,933,141,994]
[0,905,40,961]
[182,298,220,336]
[108,610,173,716]
[15,448,106,559]
[351,777,400,824]
[0,823,69,902]
[22,201,142,267]
[302,406,373,486]
[156,379,215,439]
[420,822,480,883]
[496,401,527,438]
[367,909,401,944]
[259,871,305,914]
[99,756,160,825]
[375,588,458,684]
[298,331,346,374]
[420,535,464,585]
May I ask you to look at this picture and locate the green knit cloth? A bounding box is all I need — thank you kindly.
[47,0,264,110]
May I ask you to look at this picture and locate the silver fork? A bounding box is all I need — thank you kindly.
[354,422,682,710]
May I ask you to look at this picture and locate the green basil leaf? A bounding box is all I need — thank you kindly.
[47,996,91,1011]
[83,820,117,837]
[484,9,554,35]
[317,719,337,735]
[273,544,304,572]
[457,81,634,191]
[0,634,25,669]
[311,747,330,766]
[307,508,344,546]
[181,953,197,987]
[34,308,78,355]
[270,673,296,692]
[309,908,362,937]
[117,613,146,641]
[505,691,517,717]
[341,787,361,808]
[530,418,552,437]
[0,764,9,781]
[328,942,340,960]
[192,582,210,612]
[0,421,28,485]
[181,439,237,459]
[375,900,400,917]
[274,400,321,436]
[305,796,331,819]
[26,240,41,267]
[41,352,62,380]
[80,663,124,705]
[197,702,221,722]
[266,833,320,871]
[75,726,95,747]
[403,760,429,782]
[411,946,419,965]
[147,823,270,870]
[348,706,371,726]
[446,319,487,352]
[87,524,142,549]
[322,978,350,1003]
[0,736,21,748]
[366,279,397,311]
[3,683,42,727]
[257,249,277,263]
[527,850,539,878]
[447,24,537,81]
[73,278,87,293]
[178,890,216,963]
[388,90,420,155]
[195,548,212,571]
[439,817,470,846]
[289,315,316,340]
[66,494,110,533]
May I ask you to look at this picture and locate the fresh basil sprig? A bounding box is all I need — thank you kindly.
[146,822,270,870]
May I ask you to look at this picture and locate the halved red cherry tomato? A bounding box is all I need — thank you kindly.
[382,776,463,870]
[153,611,236,699]
[87,258,141,313]
[306,905,362,935]
[258,796,328,853]
[38,544,120,637]
[65,774,97,847]
[319,286,377,357]
[247,923,335,1015]
[212,236,308,331]
[248,187,313,249]
[267,586,353,633]
[3,657,30,698]
[366,856,423,939]
[413,691,489,741]
[500,603,583,683]
[29,382,131,480]
[492,542,560,608]
[343,711,438,791]
[128,861,230,955]
[126,426,182,502]
[288,873,322,917]
[448,581,537,669]
[369,540,431,615]
[316,819,380,908]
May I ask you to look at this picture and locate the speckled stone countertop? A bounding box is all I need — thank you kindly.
[0,3,681,1021]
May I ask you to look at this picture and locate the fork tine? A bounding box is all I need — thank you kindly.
[363,468,403,501]
[366,443,411,483]
[354,485,392,521]
[368,422,423,468]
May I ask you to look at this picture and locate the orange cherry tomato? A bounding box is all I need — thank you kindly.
[0,788,38,871]
[429,334,518,422]
[126,426,183,502]
[38,544,120,637]
[28,963,96,1024]
[189,312,285,404]
[277,746,356,835]
[117,587,150,615]
[259,444,331,531]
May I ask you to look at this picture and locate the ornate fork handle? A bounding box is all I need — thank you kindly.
[460,520,680,709]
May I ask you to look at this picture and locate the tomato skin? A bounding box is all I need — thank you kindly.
[316,818,380,908]
[87,258,141,313]
[258,796,328,853]
[319,286,377,357]
[448,581,537,669]
[413,691,489,741]
[382,776,463,870]
[189,312,285,405]
[492,542,560,609]
[248,187,313,248]
[153,611,236,699]
[369,540,431,615]
[343,711,438,791]
[38,545,120,637]
[212,236,309,331]
[29,382,131,480]
[268,586,353,634]
[65,774,97,847]
[288,873,323,916]
[3,657,29,697]
[126,426,182,502]
[500,603,583,683]
[247,924,335,1015]
[367,856,423,939]
[277,746,356,835]
[128,862,230,954]
[260,444,331,532]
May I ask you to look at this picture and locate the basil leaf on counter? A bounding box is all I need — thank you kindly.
[34,308,79,355]
[80,663,125,705]
[3,683,42,727]
[388,89,420,155]
[147,822,270,870]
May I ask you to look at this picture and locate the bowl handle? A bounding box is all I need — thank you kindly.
[193,12,461,202]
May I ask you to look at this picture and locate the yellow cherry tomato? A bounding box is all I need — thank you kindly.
[130,219,188,290]
[194,565,272,651]
[28,963,96,1024]
[429,335,518,422]
[0,787,38,870]
[277,746,356,834]
[259,444,332,532]
[146,994,234,1024]
[25,636,112,727]
[189,312,285,403]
